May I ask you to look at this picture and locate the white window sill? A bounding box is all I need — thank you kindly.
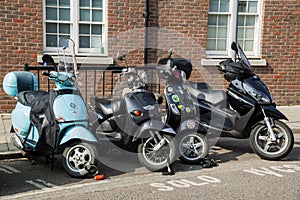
[201,58,267,67]
[37,55,114,65]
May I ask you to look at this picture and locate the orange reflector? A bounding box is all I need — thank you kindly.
[56,116,65,122]
[132,110,142,117]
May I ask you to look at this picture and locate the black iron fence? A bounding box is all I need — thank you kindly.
[24,64,163,104]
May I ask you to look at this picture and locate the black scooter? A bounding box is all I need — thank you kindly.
[157,50,209,164]
[89,53,177,172]
[186,42,294,160]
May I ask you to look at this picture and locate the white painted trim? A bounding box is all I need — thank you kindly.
[37,55,113,65]
[201,58,267,67]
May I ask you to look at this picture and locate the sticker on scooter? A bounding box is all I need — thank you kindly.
[172,94,179,103]
[167,86,173,93]
[185,107,191,113]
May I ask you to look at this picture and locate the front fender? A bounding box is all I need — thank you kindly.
[59,126,97,146]
[262,105,288,121]
[133,120,176,142]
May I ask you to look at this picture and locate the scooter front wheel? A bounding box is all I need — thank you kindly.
[250,120,294,160]
[178,132,209,164]
[138,135,177,172]
[62,142,98,177]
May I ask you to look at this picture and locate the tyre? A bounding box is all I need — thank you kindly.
[62,142,98,177]
[138,135,177,172]
[178,132,209,164]
[250,120,294,160]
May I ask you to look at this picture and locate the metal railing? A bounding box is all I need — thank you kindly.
[24,64,162,104]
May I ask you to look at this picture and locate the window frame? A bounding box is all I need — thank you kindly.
[43,0,108,57]
[206,0,262,58]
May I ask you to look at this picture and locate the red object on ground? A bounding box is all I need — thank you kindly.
[94,174,105,180]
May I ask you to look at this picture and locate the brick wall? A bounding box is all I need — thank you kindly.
[0,0,43,113]
[259,0,300,105]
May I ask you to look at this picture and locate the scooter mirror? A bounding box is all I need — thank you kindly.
[42,54,56,66]
[231,42,238,54]
[117,53,126,61]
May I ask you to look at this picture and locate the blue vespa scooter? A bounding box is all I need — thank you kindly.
[2,38,98,177]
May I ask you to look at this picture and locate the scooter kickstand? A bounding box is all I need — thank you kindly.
[162,161,175,175]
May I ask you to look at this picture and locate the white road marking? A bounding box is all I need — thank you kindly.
[35,179,57,187]
[2,165,21,173]
[0,165,21,174]
[25,180,48,189]
[0,167,13,174]
[25,179,57,189]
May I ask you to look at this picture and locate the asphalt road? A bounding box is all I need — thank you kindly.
[1,135,300,200]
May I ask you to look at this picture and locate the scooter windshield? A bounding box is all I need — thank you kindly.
[236,43,251,71]
[57,37,77,74]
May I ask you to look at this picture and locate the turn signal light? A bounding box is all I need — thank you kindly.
[131,110,142,117]
[56,116,65,122]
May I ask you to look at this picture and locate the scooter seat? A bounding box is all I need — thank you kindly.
[186,84,226,107]
[197,90,227,107]
[17,91,49,110]
[91,97,123,116]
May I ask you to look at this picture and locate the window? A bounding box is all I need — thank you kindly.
[206,0,262,57]
[44,0,106,55]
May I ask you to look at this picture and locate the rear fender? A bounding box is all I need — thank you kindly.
[132,120,176,142]
[59,126,97,146]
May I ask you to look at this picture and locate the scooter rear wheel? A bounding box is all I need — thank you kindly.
[138,135,177,172]
[178,132,209,164]
[62,142,98,177]
[250,120,294,160]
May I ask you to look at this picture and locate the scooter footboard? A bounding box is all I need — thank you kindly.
[132,120,176,142]
[59,126,97,146]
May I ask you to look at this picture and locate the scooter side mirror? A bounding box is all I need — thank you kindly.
[42,54,56,66]
[117,53,126,61]
[42,54,55,65]
[231,42,238,54]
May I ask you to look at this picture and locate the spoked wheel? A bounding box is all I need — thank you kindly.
[62,142,98,177]
[178,132,209,164]
[250,120,294,160]
[138,135,177,172]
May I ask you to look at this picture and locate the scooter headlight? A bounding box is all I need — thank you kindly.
[252,91,272,104]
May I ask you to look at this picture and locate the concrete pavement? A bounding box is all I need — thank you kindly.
[0,106,299,159]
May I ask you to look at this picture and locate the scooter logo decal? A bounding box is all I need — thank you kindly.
[70,103,77,110]
[172,95,179,103]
